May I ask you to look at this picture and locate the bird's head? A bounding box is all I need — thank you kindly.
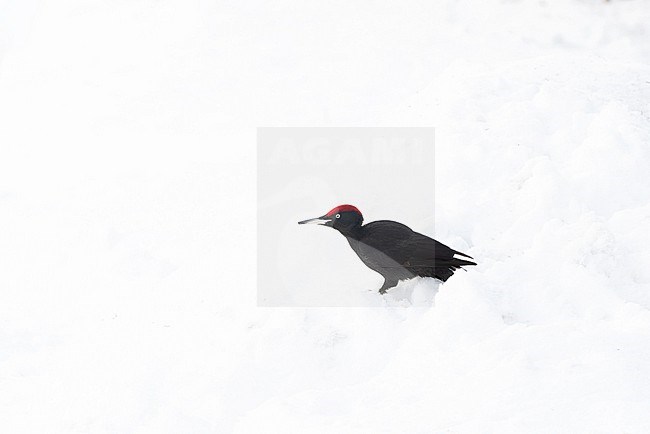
[298,204,364,233]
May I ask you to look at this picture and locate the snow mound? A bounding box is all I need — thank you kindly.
[381,277,441,307]
[2,0,650,433]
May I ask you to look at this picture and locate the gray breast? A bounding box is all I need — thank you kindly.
[346,237,409,276]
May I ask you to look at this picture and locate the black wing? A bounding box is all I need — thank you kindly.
[358,221,476,281]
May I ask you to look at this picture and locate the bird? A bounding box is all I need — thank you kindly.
[298,204,476,294]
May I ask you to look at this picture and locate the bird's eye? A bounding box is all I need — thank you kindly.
[335,214,340,219]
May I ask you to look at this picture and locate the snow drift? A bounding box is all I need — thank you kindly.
[1,0,650,433]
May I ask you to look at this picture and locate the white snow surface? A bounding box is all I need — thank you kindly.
[2,0,650,433]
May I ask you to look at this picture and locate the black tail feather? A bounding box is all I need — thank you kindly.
[452,250,474,260]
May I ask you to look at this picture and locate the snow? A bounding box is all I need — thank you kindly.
[2,0,650,433]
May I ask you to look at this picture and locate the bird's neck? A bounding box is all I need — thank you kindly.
[337,225,363,240]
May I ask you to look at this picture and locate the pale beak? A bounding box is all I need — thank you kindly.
[298,215,331,225]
